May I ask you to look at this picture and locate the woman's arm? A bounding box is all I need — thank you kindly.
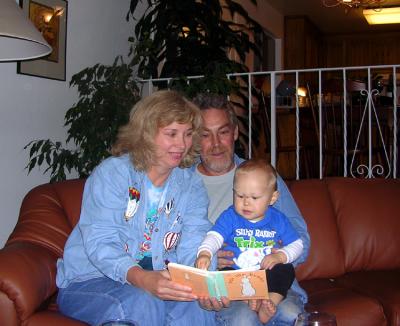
[78,158,139,283]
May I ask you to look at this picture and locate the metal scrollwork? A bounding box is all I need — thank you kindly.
[350,88,391,178]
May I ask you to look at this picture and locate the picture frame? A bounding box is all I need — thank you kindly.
[17,0,68,81]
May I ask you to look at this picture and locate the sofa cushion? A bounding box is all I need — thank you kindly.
[327,178,400,271]
[289,180,346,281]
[336,270,400,326]
[301,278,387,326]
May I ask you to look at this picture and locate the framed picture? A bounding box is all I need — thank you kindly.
[17,0,68,81]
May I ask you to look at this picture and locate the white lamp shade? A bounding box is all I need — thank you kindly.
[0,0,52,61]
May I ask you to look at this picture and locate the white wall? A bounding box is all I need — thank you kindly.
[240,0,284,39]
[0,0,136,248]
[231,0,284,71]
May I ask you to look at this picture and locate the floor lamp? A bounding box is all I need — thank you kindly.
[0,0,51,62]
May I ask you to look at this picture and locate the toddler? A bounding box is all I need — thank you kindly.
[196,159,303,323]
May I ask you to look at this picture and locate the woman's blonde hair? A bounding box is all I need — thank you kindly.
[111,90,202,171]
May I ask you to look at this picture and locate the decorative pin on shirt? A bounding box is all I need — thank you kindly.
[164,198,174,218]
[170,213,181,229]
[163,231,180,251]
[125,187,140,221]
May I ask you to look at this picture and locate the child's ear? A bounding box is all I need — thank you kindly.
[270,191,279,205]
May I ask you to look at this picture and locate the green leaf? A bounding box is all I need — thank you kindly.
[24,59,140,181]
[27,157,37,173]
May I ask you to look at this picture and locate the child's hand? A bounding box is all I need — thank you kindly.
[195,252,211,270]
[260,251,286,270]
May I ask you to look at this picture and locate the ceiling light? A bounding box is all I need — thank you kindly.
[322,0,386,11]
[363,7,400,24]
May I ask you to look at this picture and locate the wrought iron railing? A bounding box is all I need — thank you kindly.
[140,64,399,179]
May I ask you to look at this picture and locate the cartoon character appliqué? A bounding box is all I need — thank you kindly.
[241,275,256,297]
[233,244,274,269]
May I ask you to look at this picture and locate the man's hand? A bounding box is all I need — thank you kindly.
[127,266,197,301]
[248,298,262,311]
[198,296,230,312]
[216,247,234,269]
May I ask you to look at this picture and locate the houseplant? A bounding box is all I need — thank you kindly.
[127,0,261,80]
[25,57,140,182]
[127,0,264,154]
[26,0,264,181]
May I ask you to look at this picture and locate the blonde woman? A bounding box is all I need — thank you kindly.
[56,91,216,326]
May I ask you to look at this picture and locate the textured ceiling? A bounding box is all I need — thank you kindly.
[264,0,400,34]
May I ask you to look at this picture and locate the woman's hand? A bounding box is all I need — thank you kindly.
[127,266,197,301]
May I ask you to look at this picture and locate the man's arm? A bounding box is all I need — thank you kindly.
[216,247,234,269]
[274,175,310,266]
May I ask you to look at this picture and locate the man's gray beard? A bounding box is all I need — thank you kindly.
[202,155,233,175]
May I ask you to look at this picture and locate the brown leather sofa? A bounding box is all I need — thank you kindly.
[0,177,399,325]
[289,178,400,326]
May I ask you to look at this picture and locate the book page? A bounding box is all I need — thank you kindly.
[168,263,269,300]
[168,263,210,297]
[221,269,268,300]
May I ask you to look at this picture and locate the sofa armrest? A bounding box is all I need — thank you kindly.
[0,242,59,325]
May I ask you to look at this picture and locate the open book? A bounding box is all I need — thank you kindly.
[168,262,268,300]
